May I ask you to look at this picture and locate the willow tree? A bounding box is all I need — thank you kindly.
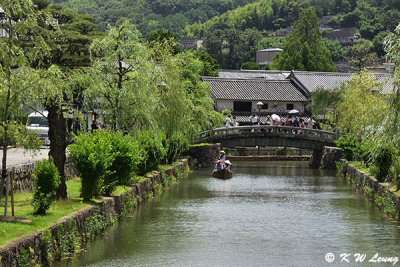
[0,0,49,215]
[87,21,158,131]
[380,23,400,146]
[336,71,388,138]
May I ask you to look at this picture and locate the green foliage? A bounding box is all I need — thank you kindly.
[275,147,288,156]
[359,139,375,166]
[337,160,348,176]
[58,0,258,33]
[41,229,54,264]
[148,29,180,55]
[322,38,346,62]
[68,131,114,200]
[271,8,336,72]
[69,131,147,199]
[102,133,144,196]
[32,158,60,215]
[369,144,395,182]
[335,135,360,161]
[392,156,400,191]
[166,132,190,164]
[84,208,108,240]
[336,71,387,137]
[347,39,378,71]
[53,220,81,260]
[241,61,260,70]
[135,130,167,175]
[195,50,219,77]
[380,24,400,148]
[309,86,343,126]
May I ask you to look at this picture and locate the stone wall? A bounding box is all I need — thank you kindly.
[342,160,400,221]
[321,146,342,170]
[1,159,77,194]
[186,144,220,168]
[0,160,188,267]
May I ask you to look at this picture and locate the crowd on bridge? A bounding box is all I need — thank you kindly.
[224,113,322,130]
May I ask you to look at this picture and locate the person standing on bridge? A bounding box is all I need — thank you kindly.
[225,115,232,128]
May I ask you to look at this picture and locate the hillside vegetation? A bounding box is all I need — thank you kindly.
[186,0,400,69]
[48,0,259,33]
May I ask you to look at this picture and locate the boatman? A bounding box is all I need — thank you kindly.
[215,150,226,171]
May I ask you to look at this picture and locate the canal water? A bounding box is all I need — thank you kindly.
[61,161,400,267]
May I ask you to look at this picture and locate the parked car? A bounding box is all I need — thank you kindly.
[26,111,49,144]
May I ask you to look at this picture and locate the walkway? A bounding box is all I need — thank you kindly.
[0,148,49,167]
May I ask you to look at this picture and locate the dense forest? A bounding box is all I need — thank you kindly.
[49,0,400,69]
[186,0,400,68]
[48,0,259,33]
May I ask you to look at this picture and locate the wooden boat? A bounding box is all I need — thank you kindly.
[213,160,233,179]
[212,168,233,179]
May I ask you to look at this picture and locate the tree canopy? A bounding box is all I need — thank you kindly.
[271,8,336,71]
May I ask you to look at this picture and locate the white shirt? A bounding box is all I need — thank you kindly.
[225,117,231,128]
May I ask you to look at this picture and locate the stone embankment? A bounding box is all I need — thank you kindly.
[0,160,188,267]
[341,160,400,220]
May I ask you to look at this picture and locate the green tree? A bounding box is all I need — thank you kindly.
[309,86,344,128]
[147,29,180,55]
[336,71,387,137]
[88,21,158,131]
[271,8,336,72]
[323,38,346,62]
[347,39,378,71]
[379,23,400,147]
[24,2,100,199]
[241,61,260,70]
[0,0,48,216]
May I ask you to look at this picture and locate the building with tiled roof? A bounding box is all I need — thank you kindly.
[288,71,394,97]
[218,69,290,80]
[202,77,308,123]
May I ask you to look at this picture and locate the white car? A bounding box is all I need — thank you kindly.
[26,111,49,144]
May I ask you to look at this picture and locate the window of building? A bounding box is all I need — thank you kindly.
[261,103,268,110]
[287,103,294,110]
[233,101,252,112]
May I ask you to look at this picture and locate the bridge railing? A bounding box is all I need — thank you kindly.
[197,125,339,142]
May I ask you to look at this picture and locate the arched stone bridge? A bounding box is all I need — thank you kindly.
[196,125,339,168]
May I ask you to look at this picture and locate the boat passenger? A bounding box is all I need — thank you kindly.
[215,150,226,171]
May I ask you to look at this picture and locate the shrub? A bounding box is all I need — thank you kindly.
[166,132,189,164]
[135,130,166,175]
[335,135,360,161]
[102,133,144,195]
[359,139,375,166]
[392,156,400,191]
[68,131,114,201]
[32,158,60,214]
[369,144,395,182]
[240,61,260,70]
[276,147,287,156]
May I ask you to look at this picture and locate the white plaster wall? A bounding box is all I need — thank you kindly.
[215,100,305,113]
[251,101,305,112]
[216,100,234,111]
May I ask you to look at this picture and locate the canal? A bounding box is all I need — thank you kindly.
[61,161,400,266]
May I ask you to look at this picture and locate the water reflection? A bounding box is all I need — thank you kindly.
[59,161,400,267]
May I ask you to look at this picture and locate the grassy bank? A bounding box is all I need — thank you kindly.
[0,162,179,248]
[0,179,91,247]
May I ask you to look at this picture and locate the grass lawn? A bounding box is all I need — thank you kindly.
[348,161,369,174]
[0,178,90,248]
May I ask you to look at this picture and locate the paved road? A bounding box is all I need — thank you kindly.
[0,148,49,167]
